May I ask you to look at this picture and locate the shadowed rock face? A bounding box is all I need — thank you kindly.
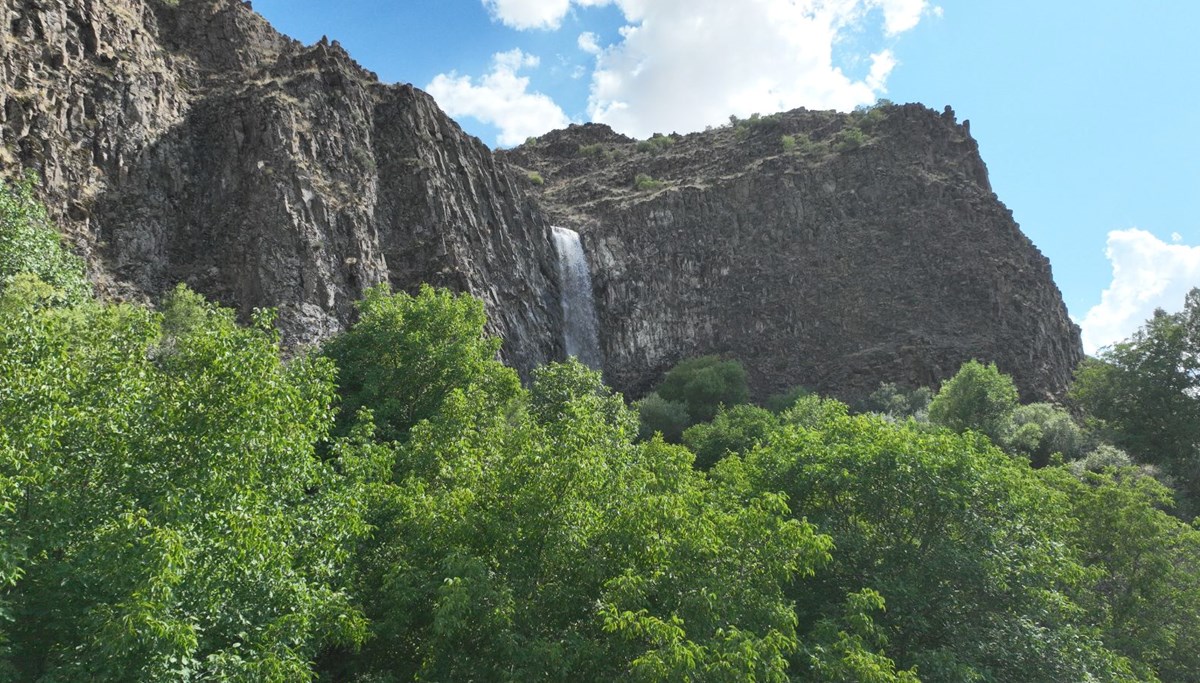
[3,0,1082,400]
[502,109,1083,401]
[1,0,562,374]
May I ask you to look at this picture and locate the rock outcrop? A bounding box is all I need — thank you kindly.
[503,108,1083,400]
[3,0,1082,400]
[1,0,562,373]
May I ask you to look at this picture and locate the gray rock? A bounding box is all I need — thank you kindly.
[503,109,1083,401]
[1,0,562,376]
[4,0,1081,400]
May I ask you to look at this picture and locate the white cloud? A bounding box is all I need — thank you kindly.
[585,0,932,138]
[426,49,571,147]
[482,0,572,30]
[483,0,612,30]
[578,31,602,54]
[866,50,897,91]
[1079,228,1200,354]
[876,0,928,35]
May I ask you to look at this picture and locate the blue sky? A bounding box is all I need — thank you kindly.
[253,0,1200,353]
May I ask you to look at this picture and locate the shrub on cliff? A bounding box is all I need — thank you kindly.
[0,173,90,304]
[633,172,663,191]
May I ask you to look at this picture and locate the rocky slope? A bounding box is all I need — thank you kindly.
[3,0,1082,399]
[503,108,1083,400]
[1,0,562,373]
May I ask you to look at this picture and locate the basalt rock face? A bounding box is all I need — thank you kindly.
[503,108,1083,401]
[4,0,1081,400]
[1,0,562,373]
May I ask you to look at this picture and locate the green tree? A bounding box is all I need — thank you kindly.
[0,173,90,304]
[683,404,779,470]
[655,355,750,424]
[1004,402,1087,467]
[928,360,1019,442]
[322,283,520,444]
[858,382,933,422]
[0,288,369,680]
[1044,465,1200,681]
[1071,289,1200,502]
[347,354,831,681]
[636,392,691,442]
[719,400,1139,681]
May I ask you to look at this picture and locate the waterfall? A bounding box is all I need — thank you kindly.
[551,226,603,370]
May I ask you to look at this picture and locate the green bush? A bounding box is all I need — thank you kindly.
[633,173,663,191]
[780,134,797,152]
[1003,402,1087,467]
[656,355,750,424]
[928,360,1019,442]
[0,173,90,304]
[635,133,675,154]
[765,385,812,413]
[834,126,867,152]
[636,391,690,442]
[683,403,778,469]
[526,171,544,185]
[578,143,604,157]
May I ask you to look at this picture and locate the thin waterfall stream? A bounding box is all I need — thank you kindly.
[551,226,603,370]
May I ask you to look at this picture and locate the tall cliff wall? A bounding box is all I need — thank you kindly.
[1,0,562,373]
[3,0,1083,400]
[504,108,1083,401]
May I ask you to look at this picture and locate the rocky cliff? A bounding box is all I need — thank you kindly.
[2,0,1082,400]
[1,0,563,373]
[503,108,1082,400]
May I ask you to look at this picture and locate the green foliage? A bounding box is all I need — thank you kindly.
[1044,466,1200,681]
[578,143,605,157]
[633,173,664,191]
[764,384,812,413]
[1004,402,1088,467]
[636,133,676,154]
[858,381,934,422]
[0,289,369,680]
[1071,289,1200,504]
[526,170,545,185]
[928,360,1019,441]
[721,403,1141,681]
[0,173,90,304]
[347,351,829,680]
[779,392,849,430]
[655,355,750,424]
[636,391,690,443]
[833,126,868,152]
[322,283,520,443]
[683,404,779,470]
[780,134,797,152]
[852,99,893,128]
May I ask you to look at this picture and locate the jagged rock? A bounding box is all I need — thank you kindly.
[1,0,562,374]
[504,110,1083,401]
[3,0,1082,400]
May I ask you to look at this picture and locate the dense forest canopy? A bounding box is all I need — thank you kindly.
[2,177,1199,681]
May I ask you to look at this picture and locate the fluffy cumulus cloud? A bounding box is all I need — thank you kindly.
[483,0,609,30]
[426,49,571,147]
[586,0,932,138]
[455,0,933,145]
[1079,228,1200,353]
